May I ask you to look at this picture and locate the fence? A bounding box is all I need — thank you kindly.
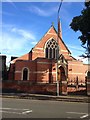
[67,79,86,95]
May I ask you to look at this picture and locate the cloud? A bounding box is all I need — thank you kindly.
[75,56,88,64]
[68,44,85,52]
[1,32,25,53]
[0,32,36,65]
[67,44,85,60]
[28,5,58,17]
[3,0,18,9]
[11,27,36,40]
[0,24,37,65]
[31,41,37,45]
[67,44,88,64]
[1,11,15,16]
[2,23,15,29]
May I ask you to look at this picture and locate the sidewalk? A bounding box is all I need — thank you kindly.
[1,93,89,103]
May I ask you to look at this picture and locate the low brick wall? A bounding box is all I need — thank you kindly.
[2,81,57,95]
[1,80,87,95]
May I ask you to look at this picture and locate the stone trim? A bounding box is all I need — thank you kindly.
[61,50,68,52]
[36,81,49,83]
[47,33,57,35]
[32,51,43,53]
[68,73,83,75]
[15,71,56,74]
[62,81,67,84]
[87,82,90,84]
[87,92,90,96]
[68,64,83,66]
[62,92,67,95]
[33,71,56,74]
[21,67,29,81]
[15,71,21,73]
[35,48,43,50]
[37,62,53,64]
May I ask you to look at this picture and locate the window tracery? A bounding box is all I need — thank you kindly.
[45,39,59,59]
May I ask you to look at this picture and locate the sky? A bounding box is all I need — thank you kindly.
[1,1,88,65]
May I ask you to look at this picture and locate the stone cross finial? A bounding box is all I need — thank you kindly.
[52,22,54,26]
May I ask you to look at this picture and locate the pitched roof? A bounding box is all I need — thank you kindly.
[10,25,71,63]
[32,25,71,54]
[10,53,29,64]
[32,25,56,50]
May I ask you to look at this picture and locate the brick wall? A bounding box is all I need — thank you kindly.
[2,80,86,95]
[9,58,57,83]
[8,25,89,95]
[68,60,87,83]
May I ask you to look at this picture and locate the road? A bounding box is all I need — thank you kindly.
[1,98,89,119]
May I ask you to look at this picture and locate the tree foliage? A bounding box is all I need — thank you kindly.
[70,1,90,57]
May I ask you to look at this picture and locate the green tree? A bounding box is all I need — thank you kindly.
[70,1,90,57]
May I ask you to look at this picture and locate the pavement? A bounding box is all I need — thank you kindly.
[1,93,90,103]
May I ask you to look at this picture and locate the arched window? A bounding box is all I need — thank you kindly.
[22,68,29,81]
[45,39,59,59]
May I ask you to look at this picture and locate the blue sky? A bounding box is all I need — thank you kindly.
[1,1,88,65]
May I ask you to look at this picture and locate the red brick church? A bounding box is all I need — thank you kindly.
[8,22,90,95]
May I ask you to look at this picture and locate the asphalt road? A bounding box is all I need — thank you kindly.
[1,98,89,119]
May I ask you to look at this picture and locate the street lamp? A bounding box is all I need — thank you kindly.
[56,0,63,96]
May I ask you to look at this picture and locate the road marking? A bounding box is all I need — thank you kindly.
[0,110,22,114]
[80,114,89,119]
[66,112,87,115]
[67,112,89,119]
[0,108,29,111]
[0,108,33,115]
[22,110,32,114]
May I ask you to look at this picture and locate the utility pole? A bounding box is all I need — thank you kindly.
[56,0,63,96]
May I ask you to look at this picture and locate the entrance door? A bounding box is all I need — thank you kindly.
[58,66,65,81]
[58,66,67,95]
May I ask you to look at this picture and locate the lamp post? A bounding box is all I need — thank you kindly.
[56,0,63,96]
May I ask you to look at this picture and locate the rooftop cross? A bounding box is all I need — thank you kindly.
[52,22,54,26]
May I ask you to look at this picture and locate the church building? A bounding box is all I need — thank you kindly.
[8,22,89,95]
